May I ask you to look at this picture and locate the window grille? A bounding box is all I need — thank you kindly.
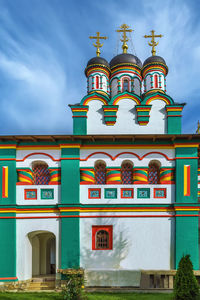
[95,162,106,184]
[121,162,133,184]
[33,163,50,185]
[148,163,159,184]
[96,230,109,249]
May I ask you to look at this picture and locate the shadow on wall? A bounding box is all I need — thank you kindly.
[97,107,105,124]
[81,217,130,270]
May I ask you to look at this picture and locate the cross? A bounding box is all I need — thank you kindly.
[89,32,108,57]
[116,24,133,54]
[196,121,200,134]
[144,30,163,56]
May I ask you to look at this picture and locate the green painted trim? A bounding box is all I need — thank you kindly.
[142,91,174,105]
[104,188,117,199]
[110,91,141,103]
[80,92,109,105]
[40,188,54,200]
[137,188,150,199]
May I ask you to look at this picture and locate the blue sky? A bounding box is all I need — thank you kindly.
[0,0,199,135]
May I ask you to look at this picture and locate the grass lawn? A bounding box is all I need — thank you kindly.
[0,292,174,300]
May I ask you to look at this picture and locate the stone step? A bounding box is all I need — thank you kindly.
[28,281,55,291]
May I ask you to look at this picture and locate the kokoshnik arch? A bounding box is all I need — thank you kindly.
[0,24,200,288]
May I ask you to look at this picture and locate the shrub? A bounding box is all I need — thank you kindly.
[61,268,87,300]
[173,254,200,300]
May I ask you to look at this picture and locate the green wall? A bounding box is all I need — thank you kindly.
[0,218,16,280]
[60,147,80,269]
[175,212,199,269]
[175,146,199,269]
[167,117,181,134]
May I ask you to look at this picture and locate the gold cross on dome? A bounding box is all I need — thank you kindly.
[144,30,163,56]
[89,32,108,57]
[116,24,133,54]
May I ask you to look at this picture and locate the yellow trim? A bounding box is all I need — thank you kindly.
[17,146,60,150]
[0,145,16,149]
[60,144,81,149]
[80,145,174,149]
[174,144,199,148]
[4,167,8,198]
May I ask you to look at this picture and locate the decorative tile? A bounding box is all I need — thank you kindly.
[121,188,134,199]
[25,189,37,200]
[137,188,150,199]
[41,188,54,200]
[154,188,166,198]
[88,188,101,199]
[104,188,117,199]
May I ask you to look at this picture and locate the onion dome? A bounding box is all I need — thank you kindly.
[143,55,168,75]
[142,55,168,94]
[85,57,110,95]
[86,56,110,69]
[110,53,142,69]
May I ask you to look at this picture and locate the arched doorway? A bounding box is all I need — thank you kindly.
[28,231,56,277]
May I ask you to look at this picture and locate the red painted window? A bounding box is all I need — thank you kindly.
[92,225,113,250]
[154,75,158,88]
[33,162,50,185]
[95,161,106,184]
[96,76,99,89]
[148,162,160,184]
[121,161,133,184]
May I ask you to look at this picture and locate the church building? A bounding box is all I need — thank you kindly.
[0,24,199,289]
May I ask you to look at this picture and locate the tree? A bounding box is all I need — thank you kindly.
[174,254,200,300]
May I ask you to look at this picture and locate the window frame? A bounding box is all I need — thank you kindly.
[92,225,113,250]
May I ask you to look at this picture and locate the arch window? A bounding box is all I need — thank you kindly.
[121,161,133,184]
[96,76,99,89]
[32,161,50,185]
[154,74,158,88]
[123,78,129,92]
[92,225,113,250]
[95,160,106,184]
[148,160,161,184]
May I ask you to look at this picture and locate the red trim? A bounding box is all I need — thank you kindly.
[111,70,142,80]
[81,152,113,161]
[80,182,95,185]
[88,188,101,199]
[81,151,174,162]
[167,115,182,117]
[24,189,37,200]
[175,157,198,160]
[106,181,121,184]
[0,277,18,280]
[16,152,59,162]
[121,188,134,199]
[16,182,32,185]
[72,116,87,118]
[92,225,113,250]
[0,158,15,161]
[154,188,167,199]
